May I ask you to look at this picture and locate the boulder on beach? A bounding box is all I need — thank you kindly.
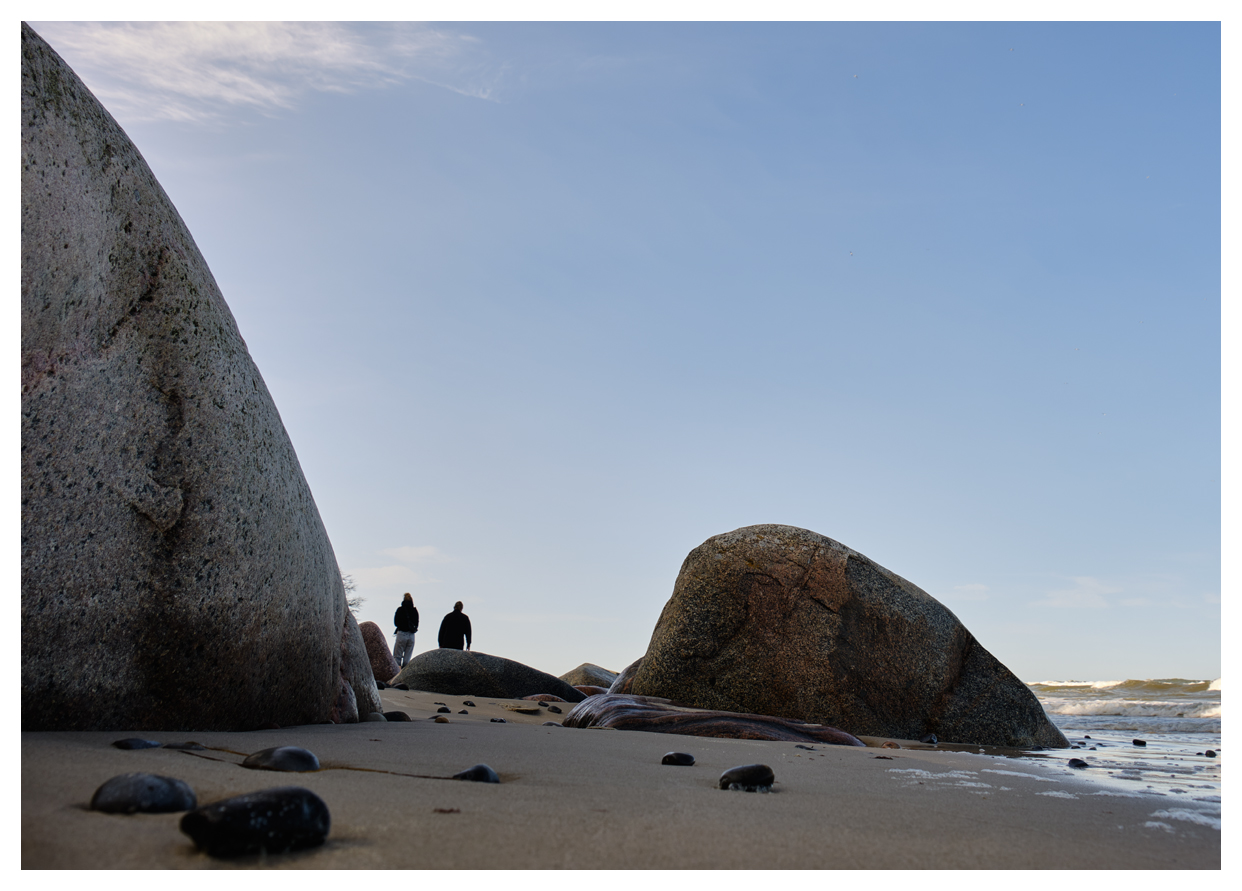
[341,613,383,718]
[358,621,401,685]
[608,658,643,695]
[391,649,587,702]
[630,525,1068,748]
[558,663,618,689]
[20,23,373,731]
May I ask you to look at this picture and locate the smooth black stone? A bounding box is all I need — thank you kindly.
[462,701,476,707]
[919,734,938,746]
[1084,734,1092,739]
[490,718,507,723]
[90,772,196,813]
[719,763,775,791]
[458,710,469,714]
[364,712,387,722]
[434,702,446,705]
[112,738,161,750]
[242,746,320,772]
[1133,739,1147,747]
[547,705,562,714]
[437,706,452,713]
[452,764,500,783]
[794,744,816,751]
[383,711,411,722]
[375,680,388,689]
[394,684,410,690]
[1205,750,1217,758]
[1068,758,1090,769]
[661,752,695,766]
[163,741,206,750]
[542,721,561,726]
[180,787,330,858]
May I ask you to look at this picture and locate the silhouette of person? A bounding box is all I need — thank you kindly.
[438,601,472,651]
[392,593,419,667]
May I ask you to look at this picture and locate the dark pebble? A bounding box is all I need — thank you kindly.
[794,744,816,751]
[1205,750,1217,758]
[112,738,161,750]
[490,718,507,723]
[452,764,500,783]
[1030,745,1045,751]
[394,684,410,690]
[242,746,320,772]
[662,752,695,766]
[719,764,775,792]
[542,721,561,726]
[1084,734,1092,739]
[1068,758,1090,769]
[90,772,197,814]
[383,711,411,722]
[433,715,449,723]
[1133,739,1147,747]
[919,734,938,746]
[458,710,469,714]
[180,786,330,858]
[434,702,446,706]
[375,680,388,689]
[364,712,387,722]
[463,701,476,707]
[437,706,452,713]
[547,706,562,714]
[1089,746,1097,750]
[163,741,206,751]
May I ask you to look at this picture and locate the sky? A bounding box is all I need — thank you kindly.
[25,17,1222,682]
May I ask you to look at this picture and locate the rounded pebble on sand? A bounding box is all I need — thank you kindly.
[1133,739,1147,747]
[433,715,450,723]
[1068,758,1090,768]
[242,746,320,772]
[547,705,562,714]
[90,772,197,813]
[437,706,452,713]
[542,721,560,726]
[180,786,330,858]
[383,711,411,721]
[112,738,161,750]
[662,752,695,766]
[462,701,476,707]
[720,764,775,792]
[452,764,500,783]
[919,734,938,746]
[458,710,469,714]
[881,741,900,749]
[1206,750,1217,758]
[490,718,507,723]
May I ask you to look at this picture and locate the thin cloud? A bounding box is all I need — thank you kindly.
[1031,576,1119,609]
[28,21,499,125]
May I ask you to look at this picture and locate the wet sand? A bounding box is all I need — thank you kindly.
[21,688,1220,869]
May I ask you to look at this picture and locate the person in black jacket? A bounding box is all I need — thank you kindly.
[392,593,419,667]
[437,601,472,650]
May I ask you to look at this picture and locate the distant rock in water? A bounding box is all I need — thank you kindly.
[90,772,196,813]
[180,787,330,858]
[559,663,618,689]
[358,621,401,685]
[391,649,586,702]
[563,693,865,746]
[19,23,372,731]
[629,525,1068,748]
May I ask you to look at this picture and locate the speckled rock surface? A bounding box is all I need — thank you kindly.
[20,23,369,731]
[341,613,382,718]
[558,662,618,689]
[358,621,401,685]
[391,649,587,703]
[630,525,1068,748]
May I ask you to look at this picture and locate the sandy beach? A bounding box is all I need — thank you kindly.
[21,688,1220,869]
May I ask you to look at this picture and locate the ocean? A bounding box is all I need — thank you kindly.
[1019,678,1221,829]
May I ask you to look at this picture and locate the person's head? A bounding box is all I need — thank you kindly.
[454,601,463,612]
[403,592,412,603]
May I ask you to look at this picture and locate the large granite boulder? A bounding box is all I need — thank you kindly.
[630,525,1068,748]
[392,650,587,702]
[558,662,618,689]
[358,621,401,684]
[20,23,373,731]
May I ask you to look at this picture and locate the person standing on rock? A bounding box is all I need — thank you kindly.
[437,601,472,651]
[392,593,419,667]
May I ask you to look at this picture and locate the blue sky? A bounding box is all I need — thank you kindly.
[28,19,1221,682]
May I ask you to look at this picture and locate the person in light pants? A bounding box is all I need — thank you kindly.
[392,592,419,667]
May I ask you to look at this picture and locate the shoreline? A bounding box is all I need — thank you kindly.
[22,688,1220,869]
